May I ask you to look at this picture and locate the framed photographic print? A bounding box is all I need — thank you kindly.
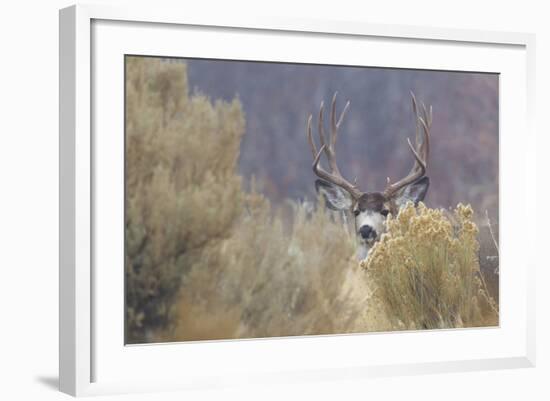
[59,4,536,397]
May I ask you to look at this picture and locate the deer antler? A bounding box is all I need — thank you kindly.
[307,92,363,200]
[383,92,432,198]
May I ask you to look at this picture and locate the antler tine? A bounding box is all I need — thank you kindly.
[406,137,426,175]
[410,91,418,115]
[421,101,431,126]
[331,92,351,148]
[418,115,430,163]
[317,101,327,150]
[384,93,431,197]
[317,101,339,175]
[411,92,421,151]
[306,114,317,159]
[306,93,362,200]
[312,144,326,171]
[330,93,338,147]
[311,144,363,200]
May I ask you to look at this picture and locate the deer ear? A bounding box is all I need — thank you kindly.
[394,176,430,208]
[315,179,352,211]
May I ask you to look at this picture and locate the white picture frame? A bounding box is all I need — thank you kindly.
[59,3,536,397]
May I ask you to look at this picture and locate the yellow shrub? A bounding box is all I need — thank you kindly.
[363,203,499,330]
[162,192,366,341]
[125,57,245,343]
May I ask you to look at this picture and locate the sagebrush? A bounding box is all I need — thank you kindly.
[363,202,499,330]
[161,192,373,341]
[125,56,245,342]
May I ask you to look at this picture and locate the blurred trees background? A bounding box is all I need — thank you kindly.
[184,59,498,217]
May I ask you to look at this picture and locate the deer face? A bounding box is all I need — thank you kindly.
[353,192,391,246]
[307,92,432,260]
[316,177,430,259]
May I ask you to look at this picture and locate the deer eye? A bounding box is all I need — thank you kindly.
[381,209,390,217]
[353,209,360,217]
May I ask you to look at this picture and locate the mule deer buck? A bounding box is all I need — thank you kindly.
[307,92,432,260]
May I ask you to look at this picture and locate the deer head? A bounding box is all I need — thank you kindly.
[307,92,432,260]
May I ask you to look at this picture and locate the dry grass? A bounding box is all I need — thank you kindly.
[363,203,499,330]
[125,56,245,342]
[159,192,374,341]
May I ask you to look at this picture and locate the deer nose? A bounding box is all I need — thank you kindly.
[359,225,375,240]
